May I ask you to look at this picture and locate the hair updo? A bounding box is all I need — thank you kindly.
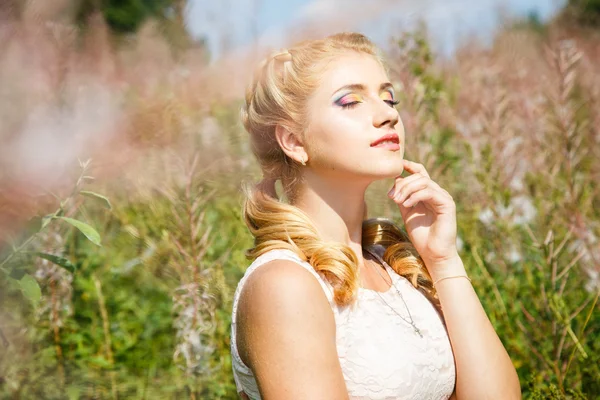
[240,32,442,318]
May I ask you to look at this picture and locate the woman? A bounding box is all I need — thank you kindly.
[230,32,520,400]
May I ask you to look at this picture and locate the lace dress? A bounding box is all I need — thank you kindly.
[230,248,456,400]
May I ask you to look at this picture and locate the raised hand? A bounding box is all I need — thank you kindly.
[387,159,459,269]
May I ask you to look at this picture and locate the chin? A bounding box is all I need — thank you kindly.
[377,159,405,177]
[338,156,404,181]
[362,164,404,181]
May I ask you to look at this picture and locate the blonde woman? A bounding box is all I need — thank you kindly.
[230,32,520,400]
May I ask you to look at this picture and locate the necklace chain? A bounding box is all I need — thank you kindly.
[362,248,424,339]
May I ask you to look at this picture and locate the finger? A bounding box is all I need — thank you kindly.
[402,187,453,209]
[402,160,430,179]
[394,171,449,201]
[425,178,448,196]
[388,172,423,198]
[393,176,430,204]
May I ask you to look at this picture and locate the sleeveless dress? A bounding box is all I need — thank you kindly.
[230,248,456,400]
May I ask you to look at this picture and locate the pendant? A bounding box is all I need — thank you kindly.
[414,326,424,338]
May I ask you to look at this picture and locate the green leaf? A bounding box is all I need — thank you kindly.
[57,217,101,246]
[80,190,112,210]
[8,263,27,280]
[33,252,77,273]
[20,274,41,306]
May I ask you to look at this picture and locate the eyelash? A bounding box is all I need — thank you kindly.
[340,99,400,109]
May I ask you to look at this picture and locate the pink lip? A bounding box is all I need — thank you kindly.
[370,132,400,148]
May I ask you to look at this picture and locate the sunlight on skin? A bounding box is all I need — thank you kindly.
[275,52,405,269]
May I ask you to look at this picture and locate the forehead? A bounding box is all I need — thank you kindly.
[316,52,389,95]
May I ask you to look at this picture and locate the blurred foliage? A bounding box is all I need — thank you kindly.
[566,0,600,26]
[76,0,181,34]
[1,6,599,400]
[75,0,207,56]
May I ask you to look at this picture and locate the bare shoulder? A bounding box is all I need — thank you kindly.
[236,259,335,354]
[237,258,331,321]
[236,258,348,400]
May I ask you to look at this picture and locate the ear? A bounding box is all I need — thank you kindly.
[274,124,307,164]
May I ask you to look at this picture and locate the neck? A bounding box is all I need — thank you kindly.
[290,170,370,266]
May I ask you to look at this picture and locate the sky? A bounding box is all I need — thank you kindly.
[185,0,566,61]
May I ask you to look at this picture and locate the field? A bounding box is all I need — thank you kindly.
[0,4,599,399]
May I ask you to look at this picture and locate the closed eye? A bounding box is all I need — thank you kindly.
[340,101,361,109]
[335,93,363,109]
[335,94,398,109]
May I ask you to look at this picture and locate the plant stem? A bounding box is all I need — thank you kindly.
[93,272,118,400]
[50,276,66,388]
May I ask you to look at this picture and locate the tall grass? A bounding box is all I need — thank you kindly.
[0,4,598,399]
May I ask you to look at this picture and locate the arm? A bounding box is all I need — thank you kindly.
[429,255,521,400]
[236,260,349,400]
[386,159,520,399]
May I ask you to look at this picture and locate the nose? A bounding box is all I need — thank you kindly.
[372,98,399,128]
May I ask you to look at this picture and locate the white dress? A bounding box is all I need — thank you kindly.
[230,248,456,400]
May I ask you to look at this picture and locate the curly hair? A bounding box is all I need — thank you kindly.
[240,32,442,318]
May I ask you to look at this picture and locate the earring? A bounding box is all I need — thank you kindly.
[300,156,307,166]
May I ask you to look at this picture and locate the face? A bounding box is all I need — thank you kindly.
[302,52,405,182]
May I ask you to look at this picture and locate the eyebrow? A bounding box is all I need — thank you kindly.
[332,82,394,97]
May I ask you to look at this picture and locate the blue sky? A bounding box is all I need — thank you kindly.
[185,0,566,60]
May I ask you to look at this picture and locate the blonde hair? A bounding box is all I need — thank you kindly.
[240,32,442,319]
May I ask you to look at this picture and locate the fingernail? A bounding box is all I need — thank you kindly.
[388,188,395,197]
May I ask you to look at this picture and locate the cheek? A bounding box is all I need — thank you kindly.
[309,111,369,151]
[307,124,373,173]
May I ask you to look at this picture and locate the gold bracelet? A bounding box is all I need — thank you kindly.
[433,275,471,286]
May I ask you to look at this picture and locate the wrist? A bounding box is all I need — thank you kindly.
[421,250,460,267]
[424,254,467,281]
